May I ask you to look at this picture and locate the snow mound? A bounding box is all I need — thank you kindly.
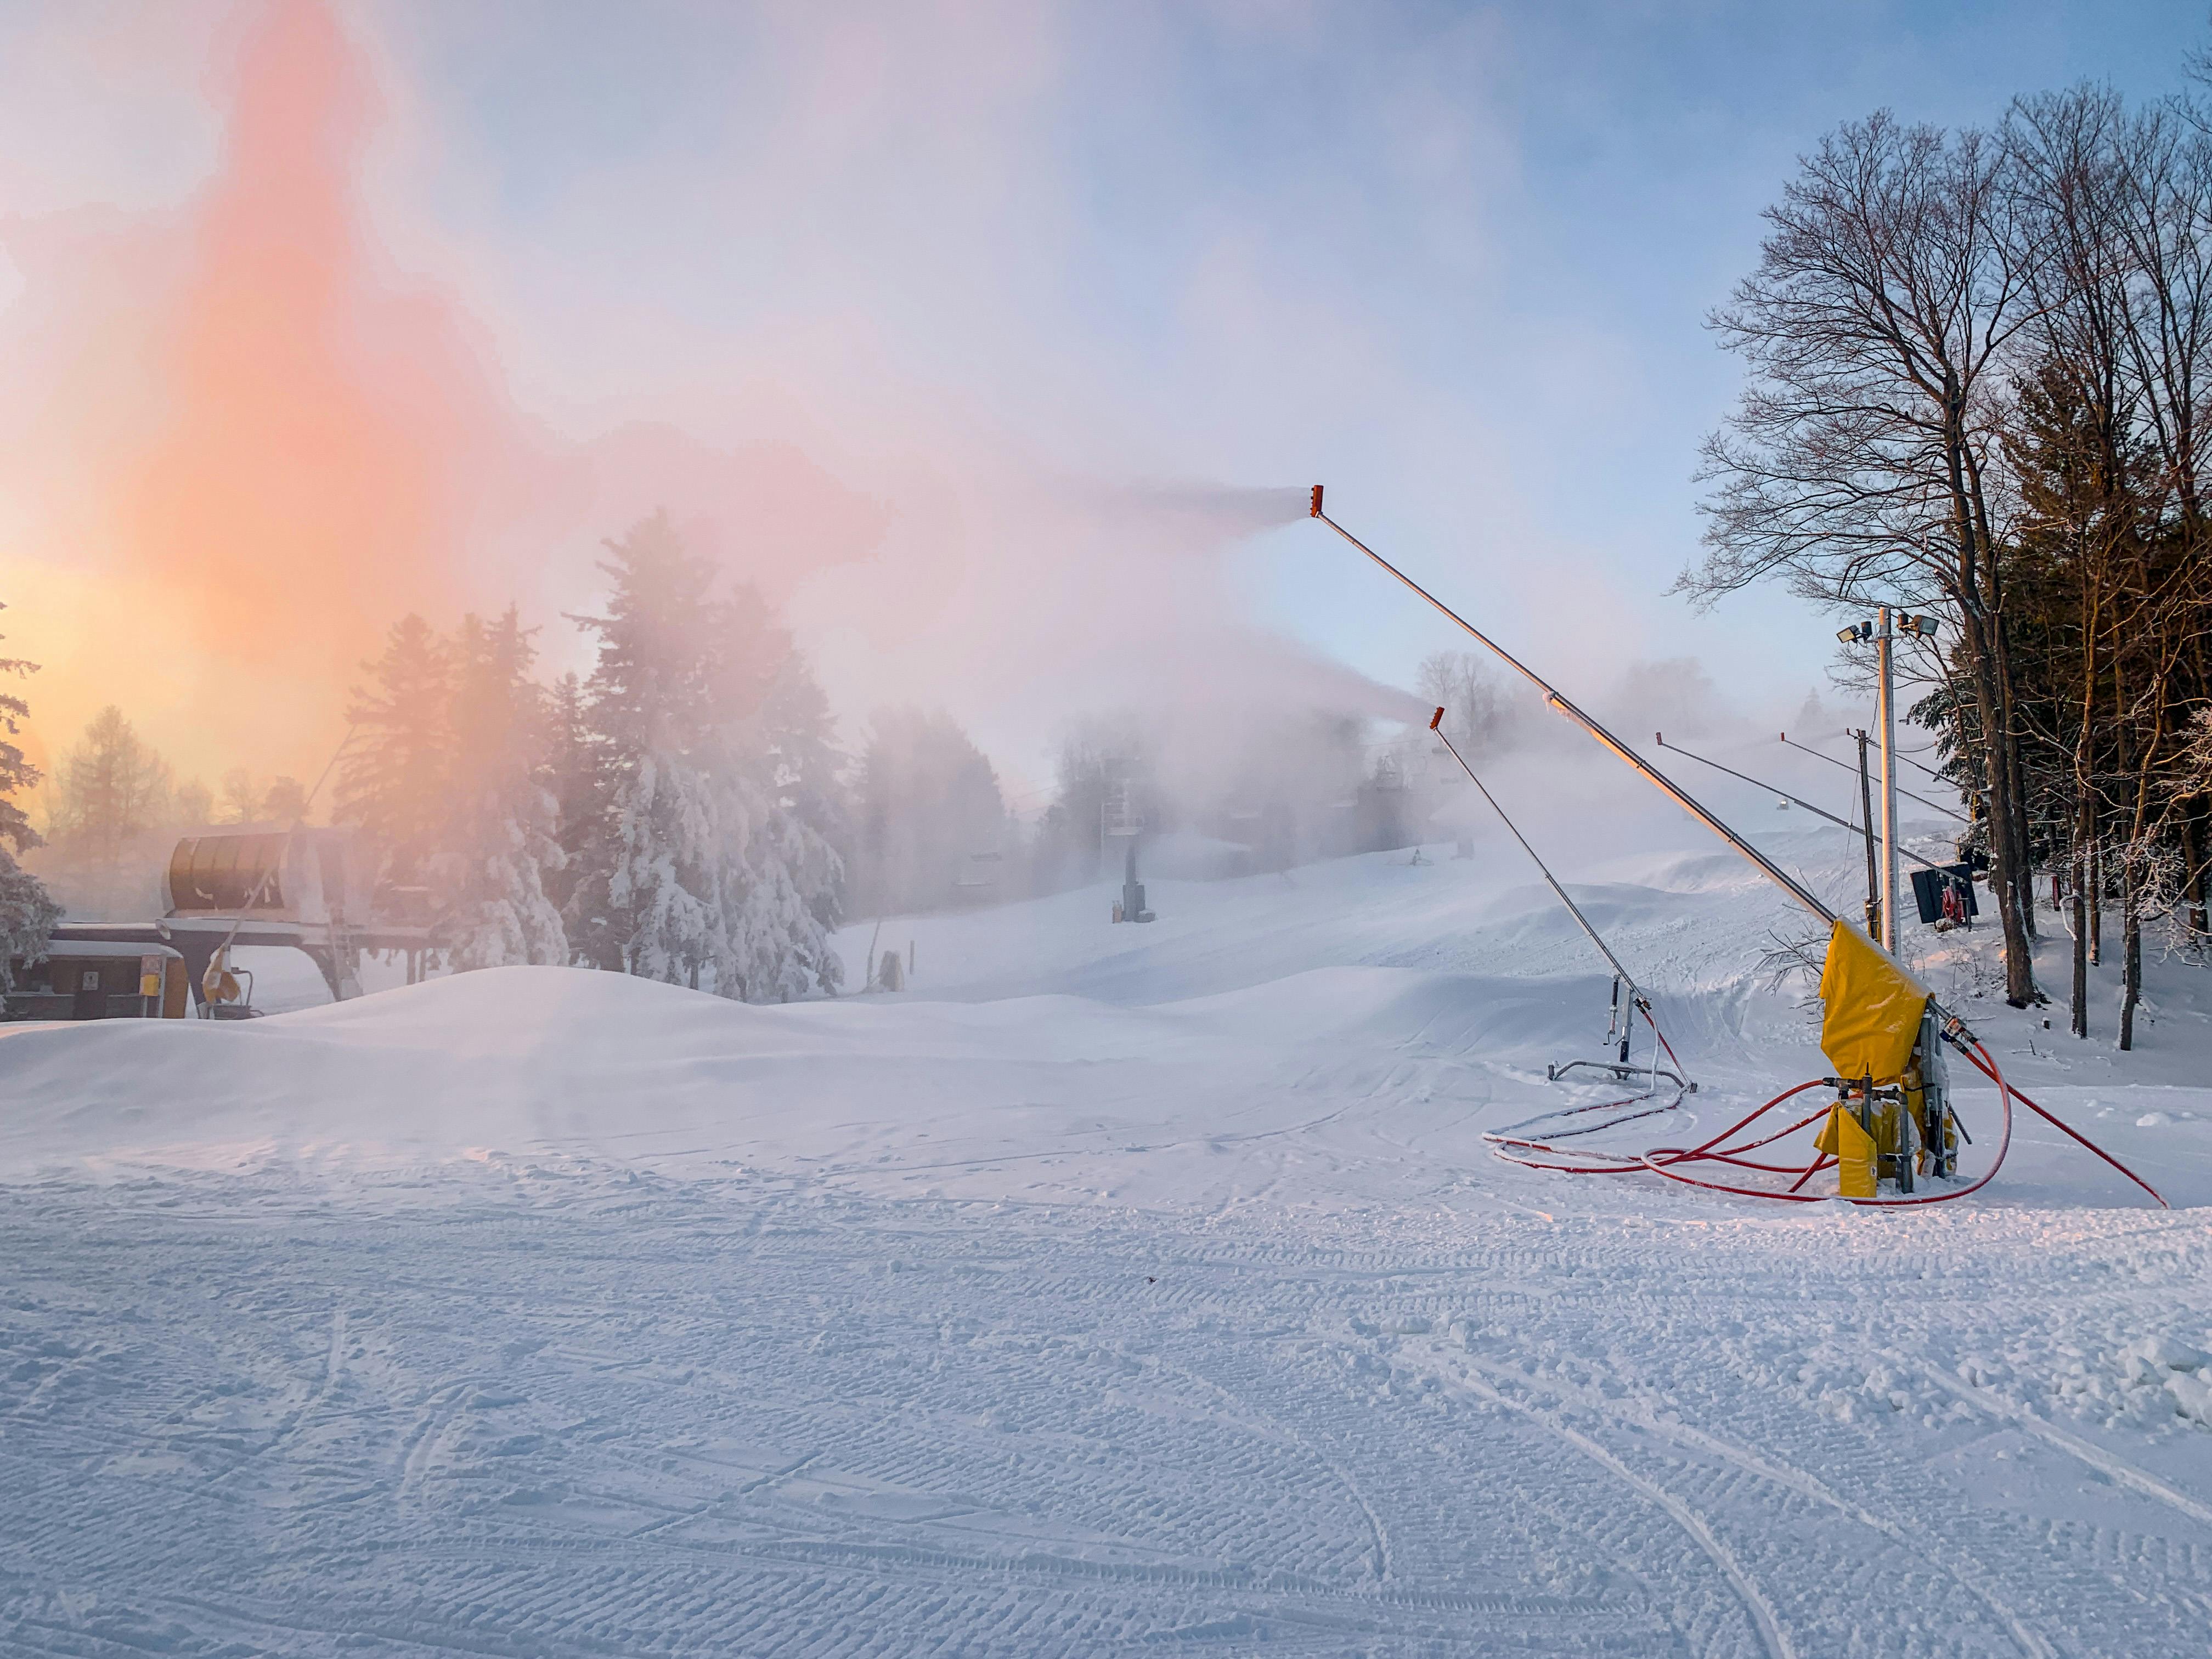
[5,833,2208,1210]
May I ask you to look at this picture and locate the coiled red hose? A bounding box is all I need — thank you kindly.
[1489,1023,2169,1209]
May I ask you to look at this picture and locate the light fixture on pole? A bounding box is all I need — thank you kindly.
[1838,610,1939,952]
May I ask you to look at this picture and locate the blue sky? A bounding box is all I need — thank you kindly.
[374,1,2209,736]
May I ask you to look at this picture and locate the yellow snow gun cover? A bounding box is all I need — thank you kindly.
[1817,920,1928,1085]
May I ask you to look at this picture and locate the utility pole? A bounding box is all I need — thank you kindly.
[1876,608,1900,953]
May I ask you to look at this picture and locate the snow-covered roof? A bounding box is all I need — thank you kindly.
[16,939,182,961]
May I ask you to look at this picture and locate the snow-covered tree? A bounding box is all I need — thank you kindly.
[437,608,568,970]
[719,646,847,1000]
[612,749,727,986]
[566,514,847,1000]
[337,614,452,890]
[565,512,732,985]
[0,600,58,990]
[0,601,46,859]
[541,672,604,917]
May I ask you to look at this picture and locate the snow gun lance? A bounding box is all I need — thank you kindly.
[1309,484,2166,1207]
[1308,486,1826,919]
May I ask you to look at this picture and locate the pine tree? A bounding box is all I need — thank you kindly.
[566,515,848,1000]
[0,600,44,858]
[0,600,59,990]
[721,648,848,1000]
[337,615,452,892]
[542,672,604,917]
[611,749,725,985]
[437,608,568,970]
[566,512,730,985]
[262,776,308,823]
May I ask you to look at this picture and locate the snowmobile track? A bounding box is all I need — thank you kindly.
[4,1157,2210,1657]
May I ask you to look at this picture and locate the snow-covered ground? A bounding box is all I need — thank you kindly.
[6,797,2212,1655]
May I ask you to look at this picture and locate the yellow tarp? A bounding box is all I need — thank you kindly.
[1813,1104,1878,1199]
[1817,919,1928,1085]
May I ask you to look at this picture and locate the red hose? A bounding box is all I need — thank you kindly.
[1952,1044,2169,1209]
[1492,1036,2170,1210]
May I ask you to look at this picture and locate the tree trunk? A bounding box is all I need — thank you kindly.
[2088,833,2103,965]
[2071,799,2090,1039]
[1965,610,2037,1002]
[1992,620,2039,941]
[2119,844,2142,1051]
[1961,396,2039,966]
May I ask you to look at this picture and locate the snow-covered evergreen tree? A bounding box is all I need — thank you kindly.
[541,672,603,919]
[0,601,47,860]
[714,608,846,1001]
[0,599,58,991]
[612,749,726,986]
[566,512,732,986]
[337,615,452,893]
[566,515,848,1000]
[437,608,568,971]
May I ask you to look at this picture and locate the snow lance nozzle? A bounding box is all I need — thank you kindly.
[1309,484,1324,518]
[1429,706,1444,731]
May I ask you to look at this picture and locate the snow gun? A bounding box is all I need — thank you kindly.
[1309,483,2165,1209]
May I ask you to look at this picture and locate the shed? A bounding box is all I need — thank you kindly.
[4,939,189,1021]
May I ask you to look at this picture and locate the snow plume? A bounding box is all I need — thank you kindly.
[0,0,881,785]
[3,0,1426,800]
[794,469,1430,769]
[2,0,546,776]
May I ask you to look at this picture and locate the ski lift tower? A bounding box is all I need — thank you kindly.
[1103,759,1154,923]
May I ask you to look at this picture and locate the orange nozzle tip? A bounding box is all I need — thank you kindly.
[1429,706,1444,730]
[1308,484,1324,518]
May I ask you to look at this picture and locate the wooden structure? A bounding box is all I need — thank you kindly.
[4,939,188,1022]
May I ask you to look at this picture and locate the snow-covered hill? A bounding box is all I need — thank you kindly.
[4,817,2211,1655]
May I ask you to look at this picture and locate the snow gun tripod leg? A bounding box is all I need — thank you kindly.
[1426,703,1690,1118]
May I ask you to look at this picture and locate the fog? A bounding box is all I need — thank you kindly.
[0,0,1853,870]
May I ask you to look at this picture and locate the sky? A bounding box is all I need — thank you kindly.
[0,0,2204,809]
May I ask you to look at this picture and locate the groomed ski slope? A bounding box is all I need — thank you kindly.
[4,807,2211,1657]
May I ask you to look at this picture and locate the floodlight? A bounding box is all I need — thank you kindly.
[1837,625,1861,644]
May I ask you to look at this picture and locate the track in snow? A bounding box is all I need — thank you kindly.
[4,1163,2209,1657]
